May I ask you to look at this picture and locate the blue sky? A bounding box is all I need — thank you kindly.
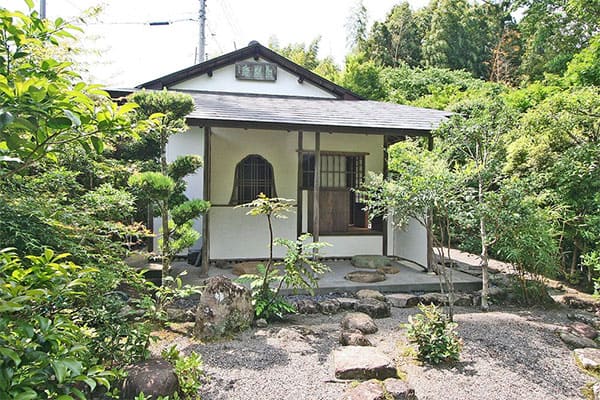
[5,0,429,87]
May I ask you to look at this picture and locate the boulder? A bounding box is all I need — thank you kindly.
[166,307,195,323]
[319,299,341,315]
[453,293,474,307]
[560,332,599,349]
[345,271,387,283]
[338,297,359,311]
[574,348,600,370]
[339,380,385,400]
[341,312,378,334]
[351,255,393,269]
[121,359,179,399]
[418,292,447,306]
[334,346,397,380]
[356,298,391,319]
[295,299,319,314]
[194,276,254,340]
[384,378,418,400]
[569,322,598,340]
[340,329,373,346]
[232,261,262,276]
[387,293,420,308]
[568,312,600,330]
[378,265,402,275]
[255,318,268,328]
[357,289,387,302]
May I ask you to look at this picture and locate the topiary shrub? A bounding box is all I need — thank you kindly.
[404,303,462,364]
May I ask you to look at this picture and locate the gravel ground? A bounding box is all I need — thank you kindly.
[151,306,590,400]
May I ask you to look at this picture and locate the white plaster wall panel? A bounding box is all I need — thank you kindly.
[209,128,298,205]
[209,207,296,259]
[319,236,383,257]
[393,218,428,267]
[171,58,336,98]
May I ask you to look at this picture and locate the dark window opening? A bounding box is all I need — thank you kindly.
[230,155,277,205]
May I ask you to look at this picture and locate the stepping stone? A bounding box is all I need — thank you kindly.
[387,293,420,308]
[351,255,393,269]
[341,312,378,334]
[319,299,341,315]
[340,329,373,347]
[334,346,397,380]
[560,332,598,349]
[377,265,401,274]
[357,289,387,302]
[574,348,600,370]
[232,261,262,276]
[356,298,391,319]
[295,299,319,314]
[338,297,359,311]
[569,322,598,340]
[345,271,386,283]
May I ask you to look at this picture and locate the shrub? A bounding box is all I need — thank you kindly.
[161,346,205,399]
[404,304,462,364]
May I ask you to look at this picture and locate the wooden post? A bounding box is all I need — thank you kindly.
[427,132,434,272]
[382,136,389,256]
[297,131,303,237]
[200,127,212,276]
[313,132,321,248]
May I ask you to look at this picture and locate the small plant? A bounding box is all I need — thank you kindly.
[404,303,462,364]
[161,346,205,399]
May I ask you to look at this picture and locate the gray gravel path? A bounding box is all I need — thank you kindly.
[151,306,590,400]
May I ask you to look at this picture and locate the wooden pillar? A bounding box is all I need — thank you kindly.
[426,132,434,272]
[313,132,321,246]
[297,131,303,237]
[200,127,212,276]
[382,135,389,256]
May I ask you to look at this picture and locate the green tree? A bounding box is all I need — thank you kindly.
[0,6,137,179]
[341,53,386,100]
[128,90,210,281]
[564,35,600,87]
[269,37,341,81]
[345,0,368,51]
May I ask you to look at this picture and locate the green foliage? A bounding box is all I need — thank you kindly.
[564,35,600,86]
[239,193,295,219]
[82,183,136,221]
[0,249,115,399]
[171,200,211,227]
[168,155,203,181]
[138,273,202,323]
[405,304,462,364]
[341,53,386,100]
[0,7,138,178]
[129,172,176,201]
[130,90,194,122]
[161,346,205,400]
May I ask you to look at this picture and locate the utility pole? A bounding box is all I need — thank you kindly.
[40,0,46,18]
[198,0,206,63]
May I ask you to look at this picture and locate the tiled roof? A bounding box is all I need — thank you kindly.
[185,91,450,135]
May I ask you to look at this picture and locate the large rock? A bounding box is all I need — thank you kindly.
[340,329,373,347]
[560,332,599,349]
[341,312,378,334]
[357,289,387,302]
[232,261,262,276]
[418,292,447,306]
[319,299,341,315]
[121,359,179,399]
[338,297,359,311]
[574,348,600,370]
[339,380,385,400]
[345,271,386,283]
[569,322,598,340]
[384,378,418,399]
[387,293,420,308]
[194,276,254,340]
[334,346,397,380]
[377,265,402,275]
[351,255,393,269]
[295,299,319,314]
[356,298,391,319]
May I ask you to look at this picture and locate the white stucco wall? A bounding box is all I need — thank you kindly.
[392,218,428,267]
[171,57,336,98]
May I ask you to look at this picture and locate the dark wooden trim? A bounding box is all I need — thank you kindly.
[297,150,370,156]
[427,132,434,271]
[382,136,389,256]
[320,231,383,237]
[200,127,212,276]
[427,133,434,151]
[313,132,320,247]
[186,118,432,137]
[297,131,303,237]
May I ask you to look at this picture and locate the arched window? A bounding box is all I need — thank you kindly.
[230,155,277,204]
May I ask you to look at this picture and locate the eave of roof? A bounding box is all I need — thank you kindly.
[135,41,362,100]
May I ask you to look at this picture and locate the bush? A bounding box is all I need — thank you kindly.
[161,346,205,399]
[405,304,462,364]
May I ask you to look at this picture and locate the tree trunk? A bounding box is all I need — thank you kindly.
[262,214,274,293]
[479,177,490,312]
[160,129,170,283]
